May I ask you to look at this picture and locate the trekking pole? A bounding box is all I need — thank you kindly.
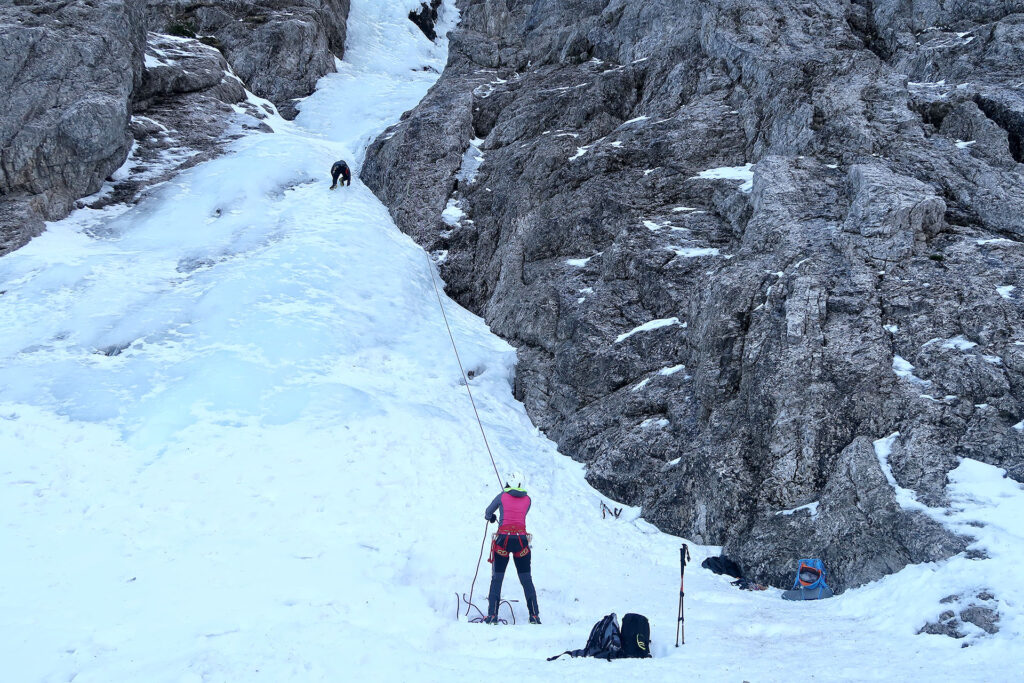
[675,543,691,646]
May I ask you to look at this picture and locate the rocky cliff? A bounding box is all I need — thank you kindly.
[363,0,1024,590]
[1,0,147,251]
[1,0,349,255]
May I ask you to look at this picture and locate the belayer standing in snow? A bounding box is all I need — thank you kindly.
[329,160,351,189]
[483,472,540,624]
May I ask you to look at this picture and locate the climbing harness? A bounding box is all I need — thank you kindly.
[488,529,532,563]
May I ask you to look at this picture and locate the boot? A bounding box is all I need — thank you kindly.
[484,571,504,624]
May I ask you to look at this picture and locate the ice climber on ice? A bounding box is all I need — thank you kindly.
[483,472,540,624]
[329,160,351,189]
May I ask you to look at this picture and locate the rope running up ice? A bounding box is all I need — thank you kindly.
[424,253,503,488]
[423,253,503,619]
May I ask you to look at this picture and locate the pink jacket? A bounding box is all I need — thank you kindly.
[485,489,532,532]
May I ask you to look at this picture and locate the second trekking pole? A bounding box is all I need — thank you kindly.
[675,543,691,646]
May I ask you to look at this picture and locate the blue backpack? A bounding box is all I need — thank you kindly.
[781,559,835,601]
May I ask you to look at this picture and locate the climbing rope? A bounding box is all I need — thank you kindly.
[461,519,492,618]
[423,252,503,488]
[456,592,518,625]
[422,252,506,619]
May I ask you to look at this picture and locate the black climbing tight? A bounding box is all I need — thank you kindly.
[487,535,539,618]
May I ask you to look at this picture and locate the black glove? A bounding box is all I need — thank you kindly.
[486,513,497,523]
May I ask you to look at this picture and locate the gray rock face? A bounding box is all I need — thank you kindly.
[97,31,267,211]
[0,0,146,253]
[1,0,350,254]
[410,0,444,41]
[364,0,1024,590]
[919,592,1001,639]
[143,1,351,119]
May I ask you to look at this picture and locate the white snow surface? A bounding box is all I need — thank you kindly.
[893,354,931,386]
[873,432,927,511]
[2,2,1024,681]
[943,335,978,350]
[441,198,466,226]
[569,145,592,161]
[615,317,682,343]
[456,138,485,185]
[672,246,721,258]
[777,501,820,518]
[692,163,755,192]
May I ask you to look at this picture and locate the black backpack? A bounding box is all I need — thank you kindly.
[547,613,622,661]
[701,555,743,578]
[620,613,652,658]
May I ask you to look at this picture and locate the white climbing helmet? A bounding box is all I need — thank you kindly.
[504,471,527,491]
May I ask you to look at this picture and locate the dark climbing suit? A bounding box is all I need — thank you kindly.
[330,160,351,188]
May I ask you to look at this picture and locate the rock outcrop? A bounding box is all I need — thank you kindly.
[143,0,351,119]
[98,30,268,212]
[1,0,350,255]
[919,591,1001,640]
[1,0,147,252]
[364,0,1024,590]
[410,0,444,41]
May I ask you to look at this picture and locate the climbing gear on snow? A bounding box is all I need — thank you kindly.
[620,613,652,658]
[455,592,517,624]
[600,501,623,519]
[547,612,650,660]
[548,613,622,661]
[781,559,834,601]
[701,555,742,578]
[676,543,691,646]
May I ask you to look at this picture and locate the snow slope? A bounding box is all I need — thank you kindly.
[2,2,1023,681]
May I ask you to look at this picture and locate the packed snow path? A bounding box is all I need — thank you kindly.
[2,2,1022,681]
